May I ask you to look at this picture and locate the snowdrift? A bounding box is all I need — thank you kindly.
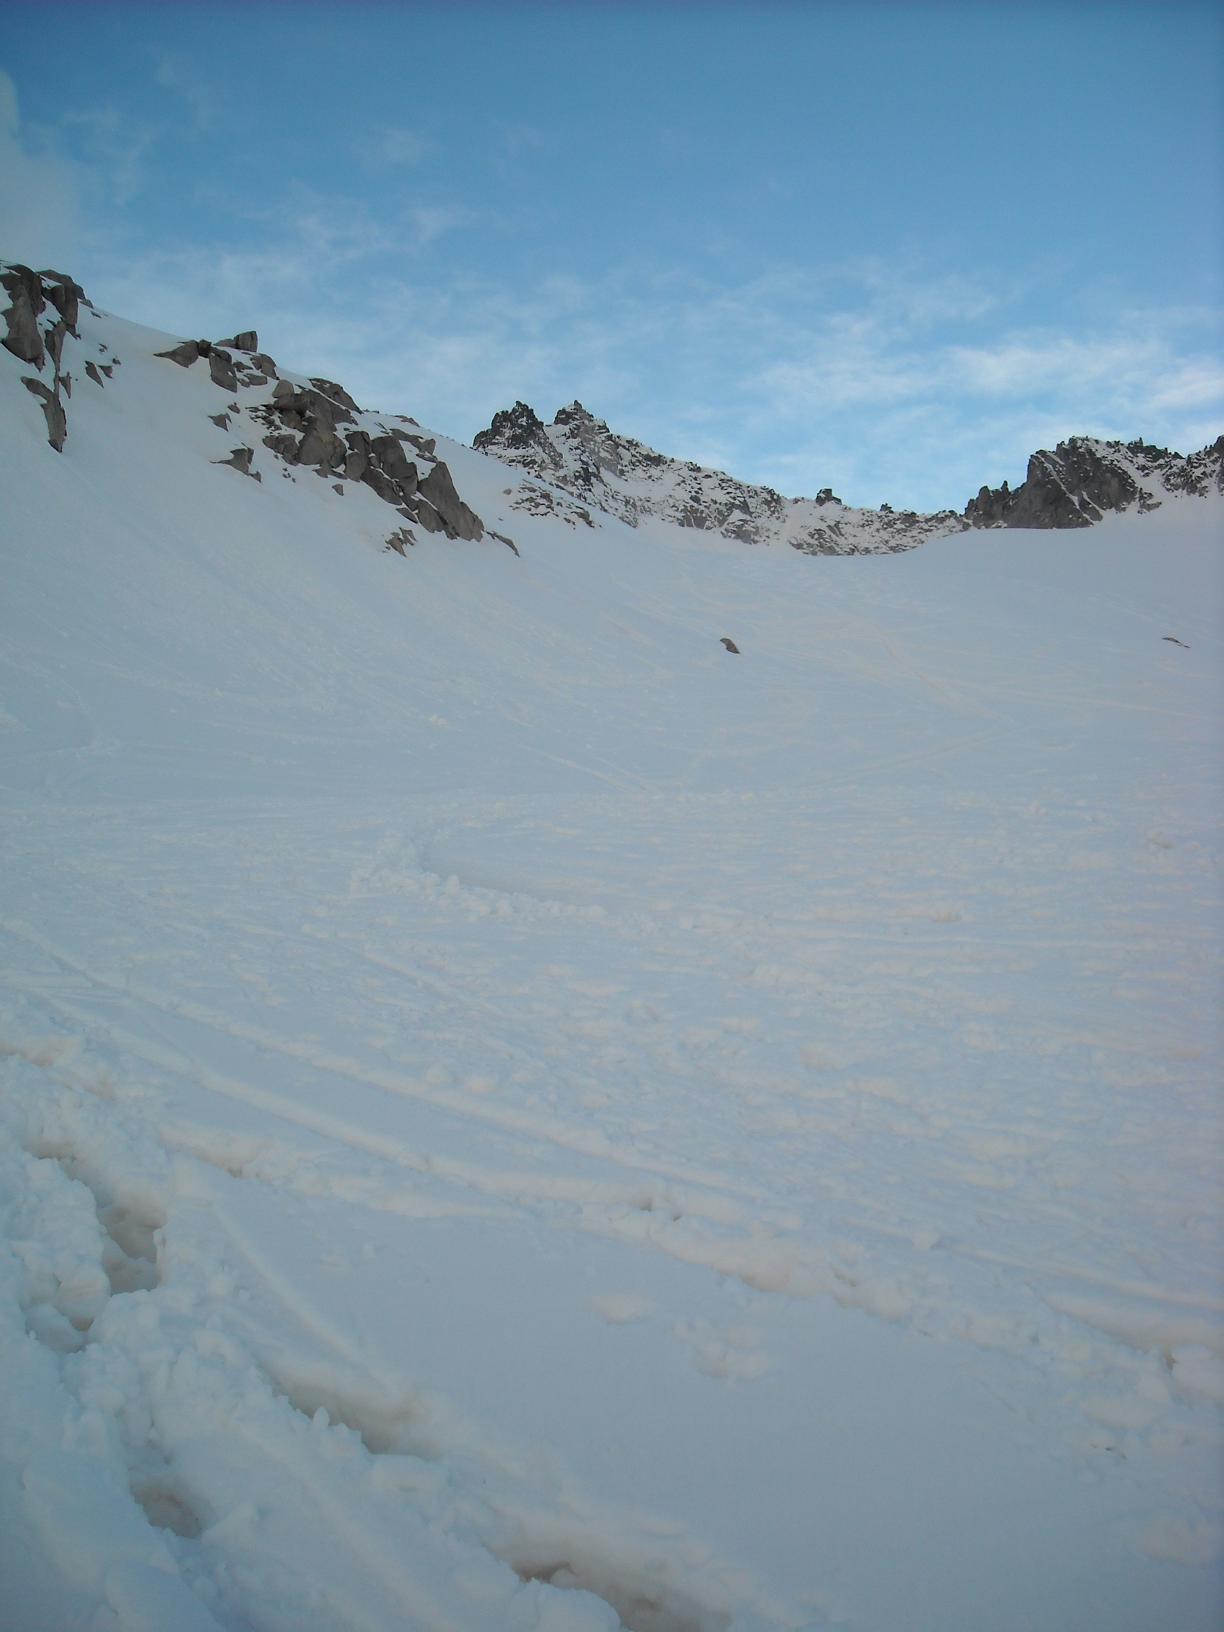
[2,277,1222,1631]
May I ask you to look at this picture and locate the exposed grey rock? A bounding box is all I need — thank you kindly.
[474,401,561,470]
[268,380,355,430]
[341,430,371,481]
[242,357,490,542]
[963,436,1224,529]
[208,350,239,393]
[213,446,260,480]
[216,330,258,352]
[22,375,67,451]
[2,264,46,367]
[45,320,67,372]
[37,270,86,332]
[309,377,360,414]
[418,459,483,541]
[385,528,415,555]
[209,412,231,430]
[370,434,419,492]
[297,422,347,471]
[720,638,740,654]
[262,431,300,462]
[85,360,105,388]
[416,499,444,535]
[156,339,202,368]
[59,372,72,397]
[360,465,408,507]
[488,528,520,556]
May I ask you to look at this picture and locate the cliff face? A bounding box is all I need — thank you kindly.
[964,436,1224,529]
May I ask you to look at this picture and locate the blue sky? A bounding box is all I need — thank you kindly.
[3,1,1221,510]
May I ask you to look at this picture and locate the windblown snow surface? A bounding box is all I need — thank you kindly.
[1,306,1223,1632]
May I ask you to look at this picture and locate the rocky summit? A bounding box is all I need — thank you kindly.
[475,400,966,554]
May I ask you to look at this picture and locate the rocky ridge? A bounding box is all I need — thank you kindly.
[475,401,964,554]
[477,401,1224,554]
[6,259,1220,563]
[965,435,1224,529]
[1,261,496,555]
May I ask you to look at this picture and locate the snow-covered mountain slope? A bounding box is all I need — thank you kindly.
[2,267,1223,1632]
[474,399,965,553]
[474,398,1223,551]
[0,261,501,558]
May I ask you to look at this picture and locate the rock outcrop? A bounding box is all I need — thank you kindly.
[1,263,87,451]
[249,380,484,542]
[2,264,48,366]
[3,259,499,551]
[965,436,1224,529]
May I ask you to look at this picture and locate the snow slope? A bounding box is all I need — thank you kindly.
[2,290,1223,1632]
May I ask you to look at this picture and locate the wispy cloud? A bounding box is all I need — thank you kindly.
[152,53,224,132]
[359,125,433,169]
[0,69,82,267]
[63,106,158,207]
[408,203,479,248]
[5,82,1217,514]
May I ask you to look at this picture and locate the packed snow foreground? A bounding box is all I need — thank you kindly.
[1,272,1222,1632]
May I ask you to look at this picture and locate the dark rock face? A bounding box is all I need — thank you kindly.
[217,330,258,353]
[964,436,1224,529]
[720,637,741,654]
[309,378,360,415]
[39,274,83,334]
[22,376,67,451]
[417,460,483,541]
[252,375,489,543]
[2,265,47,367]
[208,350,239,393]
[213,446,261,480]
[369,433,419,492]
[157,339,203,368]
[473,401,562,471]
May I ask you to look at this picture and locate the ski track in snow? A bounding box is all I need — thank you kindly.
[1,297,1223,1630]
